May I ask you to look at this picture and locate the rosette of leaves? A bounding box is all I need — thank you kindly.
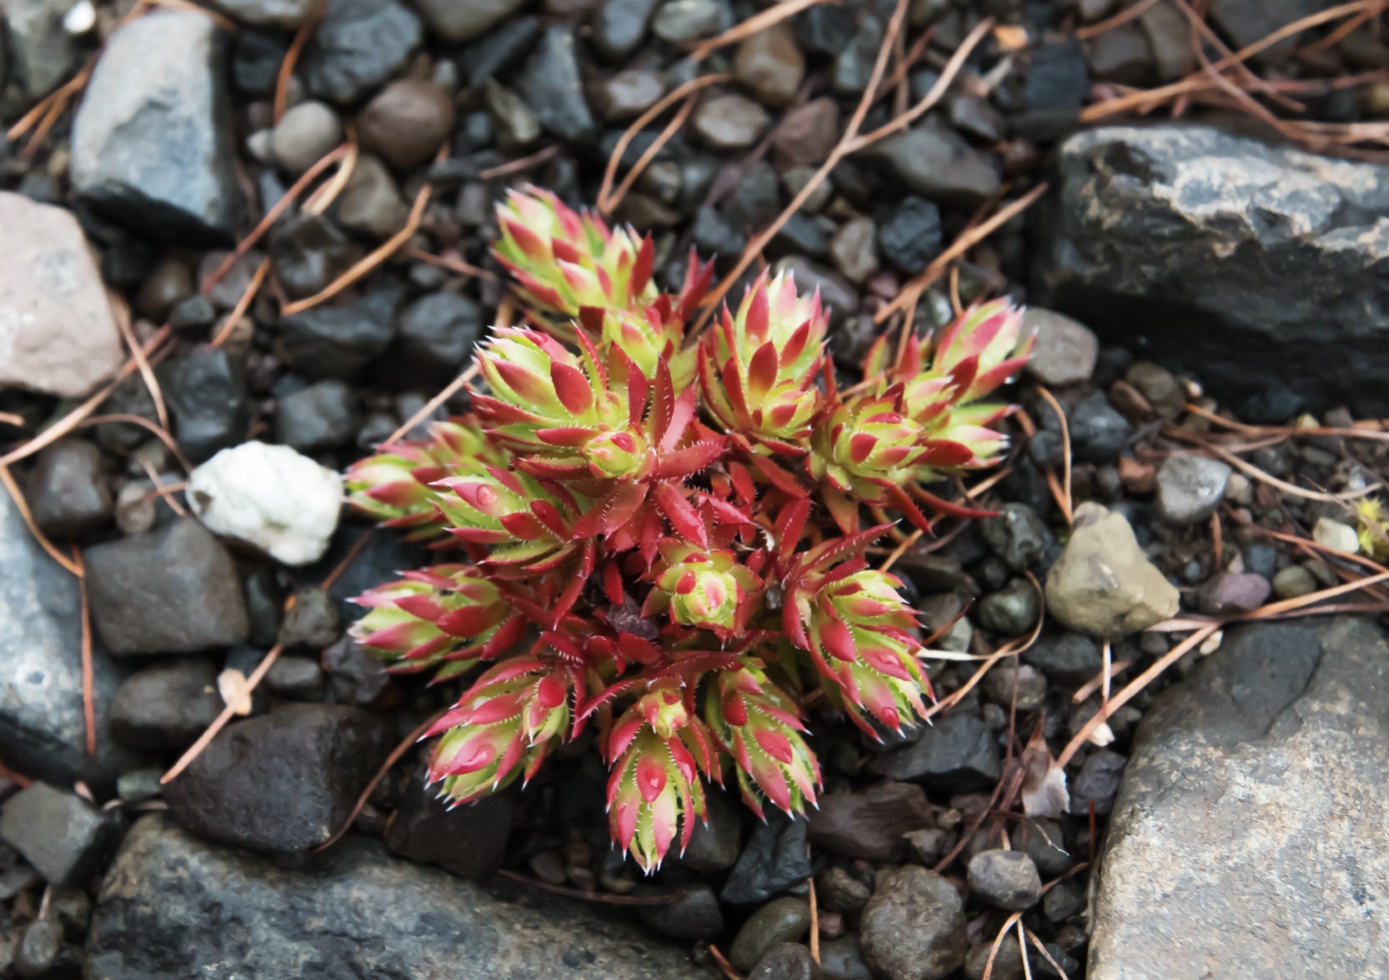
[346,186,1032,871]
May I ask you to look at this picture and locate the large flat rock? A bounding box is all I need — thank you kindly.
[1090,618,1389,979]
[87,814,709,980]
[1031,124,1389,417]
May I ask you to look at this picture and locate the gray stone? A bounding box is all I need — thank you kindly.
[1043,879,1085,923]
[458,15,538,88]
[878,196,942,273]
[264,655,326,699]
[677,785,740,872]
[385,765,511,878]
[276,379,361,451]
[820,936,873,980]
[25,438,111,537]
[335,153,408,239]
[1018,817,1071,876]
[721,809,812,905]
[85,517,249,655]
[1209,0,1336,54]
[978,579,1042,636]
[302,0,421,106]
[833,15,881,95]
[730,897,811,972]
[271,100,342,175]
[515,26,594,143]
[692,206,747,257]
[211,0,316,26]
[280,282,400,380]
[1156,453,1231,525]
[981,503,1050,571]
[1045,502,1180,638]
[1140,1,1193,79]
[980,663,1047,711]
[269,211,363,300]
[869,713,1000,792]
[1022,308,1098,386]
[110,659,222,749]
[71,12,240,243]
[590,69,665,123]
[1197,571,1272,615]
[653,0,729,43]
[964,940,1023,980]
[15,917,60,977]
[735,21,804,108]
[1,0,77,96]
[591,0,660,61]
[1067,390,1131,463]
[1084,23,1153,83]
[1024,632,1102,686]
[694,93,770,150]
[412,0,525,41]
[1272,564,1317,599]
[967,850,1042,910]
[1070,748,1126,815]
[860,865,967,980]
[163,703,389,854]
[0,194,125,398]
[0,491,144,786]
[830,217,878,284]
[156,341,251,463]
[637,882,724,939]
[1033,125,1389,416]
[748,943,821,980]
[87,813,710,979]
[807,782,931,861]
[1090,619,1389,979]
[871,119,1000,206]
[0,782,110,885]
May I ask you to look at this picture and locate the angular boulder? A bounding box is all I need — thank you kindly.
[71,11,241,243]
[1090,619,1389,978]
[86,814,709,979]
[1033,124,1389,417]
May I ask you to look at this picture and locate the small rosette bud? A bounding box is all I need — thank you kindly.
[426,656,576,804]
[345,420,499,535]
[646,542,762,632]
[350,565,524,681]
[800,569,929,736]
[705,658,820,819]
[493,186,657,329]
[433,466,583,573]
[700,272,827,453]
[606,684,717,872]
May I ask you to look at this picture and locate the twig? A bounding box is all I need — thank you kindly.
[109,294,168,432]
[1024,926,1069,978]
[1075,0,1163,40]
[880,528,924,572]
[302,140,358,215]
[1073,657,1133,703]
[602,93,700,218]
[275,0,326,123]
[808,874,820,963]
[689,0,825,61]
[708,944,744,980]
[386,362,480,444]
[72,547,96,754]
[210,257,270,349]
[161,643,284,784]
[404,247,497,281]
[76,414,193,473]
[1165,427,1380,502]
[0,465,81,575]
[1035,386,1073,525]
[478,144,562,180]
[981,912,1024,980]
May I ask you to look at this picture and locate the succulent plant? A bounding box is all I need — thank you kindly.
[347,186,1031,871]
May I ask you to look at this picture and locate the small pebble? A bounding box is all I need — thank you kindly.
[967,850,1042,910]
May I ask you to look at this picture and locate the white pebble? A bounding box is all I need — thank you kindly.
[186,442,343,566]
[1312,517,1359,556]
[64,0,95,34]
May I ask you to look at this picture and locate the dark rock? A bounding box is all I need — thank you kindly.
[870,118,1001,206]
[264,655,327,699]
[156,346,251,462]
[1209,0,1335,54]
[748,943,823,980]
[110,659,222,749]
[232,28,286,97]
[833,15,882,95]
[1010,39,1089,139]
[807,782,931,860]
[591,0,661,61]
[980,663,1047,712]
[1043,879,1085,922]
[1017,817,1070,876]
[1024,632,1102,686]
[243,567,287,647]
[947,91,1006,142]
[170,294,219,337]
[412,0,526,41]
[795,3,855,55]
[276,379,362,451]
[878,196,942,273]
[817,867,870,914]
[1090,620,1389,978]
[981,503,1050,571]
[769,211,829,260]
[967,850,1042,910]
[722,161,780,230]
[322,634,393,706]
[1071,749,1126,816]
[0,491,143,786]
[280,282,401,380]
[163,703,389,853]
[24,439,111,537]
[721,809,812,905]
[1067,390,1131,464]
[389,292,485,386]
[589,68,665,123]
[71,12,241,243]
[0,783,111,885]
[277,588,343,649]
[385,767,511,878]
[869,713,1000,792]
[860,865,967,980]
[730,897,812,972]
[977,579,1042,637]
[136,256,196,321]
[773,98,840,167]
[87,814,711,979]
[269,212,362,300]
[302,0,421,105]
[636,882,724,939]
[85,517,248,655]
[356,79,455,171]
[1084,23,1153,83]
[964,939,1023,980]
[735,21,804,107]
[460,16,540,88]
[516,26,595,143]
[692,206,748,257]
[1035,125,1389,416]
[15,917,60,977]
[677,785,740,872]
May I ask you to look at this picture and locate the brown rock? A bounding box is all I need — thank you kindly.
[735,22,805,107]
[772,97,840,166]
[0,193,124,398]
[1107,378,1153,423]
[355,79,455,171]
[807,782,931,860]
[1117,456,1156,494]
